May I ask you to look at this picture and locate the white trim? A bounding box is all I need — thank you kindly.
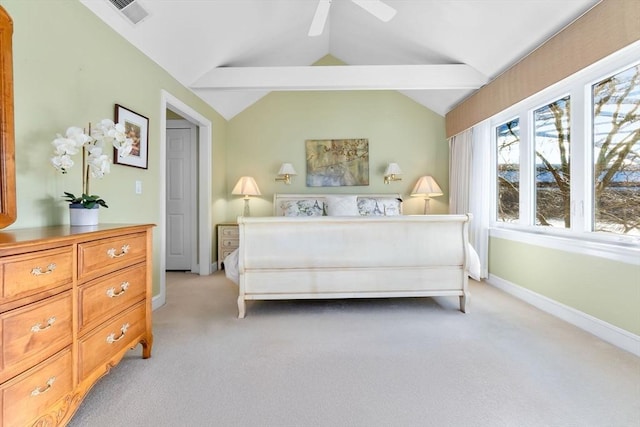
[487,274,640,357]
[156,90,213,310]
[152,293,164,311]
[490,227,640,266]
[191,64,488,91]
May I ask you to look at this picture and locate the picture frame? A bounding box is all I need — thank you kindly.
[114,104,149,169]
[305,138,369,187]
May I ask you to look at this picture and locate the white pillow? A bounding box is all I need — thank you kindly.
[280,199,324,216]
[357,197,402,216]
[380,198,402,216]
[325,195,360,216]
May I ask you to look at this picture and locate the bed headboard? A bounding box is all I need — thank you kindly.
[273,193,403,216]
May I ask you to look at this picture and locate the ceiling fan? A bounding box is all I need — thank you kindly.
[308,0,397,37]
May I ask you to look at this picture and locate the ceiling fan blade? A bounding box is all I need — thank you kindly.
[308,0,332,37]
[351,0,397,22]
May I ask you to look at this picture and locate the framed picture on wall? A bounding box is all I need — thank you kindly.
[305,138,369,187]
[114,104,149,169]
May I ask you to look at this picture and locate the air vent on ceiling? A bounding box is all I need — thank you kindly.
[107,0,149,25]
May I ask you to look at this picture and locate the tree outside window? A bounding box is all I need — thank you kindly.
[534,96,571,229]
[496,119,520,223]
[592,65,640,235]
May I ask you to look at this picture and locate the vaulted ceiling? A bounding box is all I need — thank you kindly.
[80,0,600,120]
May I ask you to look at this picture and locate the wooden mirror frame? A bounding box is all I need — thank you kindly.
[0,6,16,229]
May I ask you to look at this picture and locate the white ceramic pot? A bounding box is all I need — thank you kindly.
[69,204,99,226]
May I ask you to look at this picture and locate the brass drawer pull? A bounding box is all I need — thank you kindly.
[31,263,56,276]
[106,323,130,344]
[107,244,130,259]
[31,377,56,397]
[31,316,56,333]
[106,282,130,298]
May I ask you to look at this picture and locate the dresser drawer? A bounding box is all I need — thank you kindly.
[1,349,73,427]
[220,226,239,238]
[78,263,146,334]
[221,249,237,260]
[78,232,147,281]
[0,247,73,304]
[78,302,146,381]
[0,291,72,384]
[221,238,238,248]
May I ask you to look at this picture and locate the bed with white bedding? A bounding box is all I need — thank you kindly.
[225,194,479,318]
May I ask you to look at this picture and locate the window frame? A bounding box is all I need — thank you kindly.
[489,41,640,264]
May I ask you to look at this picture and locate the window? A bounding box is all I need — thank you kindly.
[496,119,520,223]
[491,45,640,244]
[534,96,571,229]
[592,65,640,235]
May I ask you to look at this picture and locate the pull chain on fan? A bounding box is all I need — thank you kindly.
[308,0,397,37]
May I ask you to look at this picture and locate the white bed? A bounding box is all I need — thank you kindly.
[225,194,479,318]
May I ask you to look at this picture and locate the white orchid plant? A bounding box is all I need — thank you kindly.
[50,119,134,209]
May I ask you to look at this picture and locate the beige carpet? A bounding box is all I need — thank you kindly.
[69,272,640,427]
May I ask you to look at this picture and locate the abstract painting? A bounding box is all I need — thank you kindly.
[305,139,369,187]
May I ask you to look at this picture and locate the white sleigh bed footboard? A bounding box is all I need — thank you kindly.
[236,214,472,318]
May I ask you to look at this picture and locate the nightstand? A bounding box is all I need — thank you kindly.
[217,223,239,270]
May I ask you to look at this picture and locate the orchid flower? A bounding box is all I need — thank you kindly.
[91,119,114,142]
[87,147,110,178]
[50,154,74,173]
[115,143,134,158]
[52,135,80,156]
[65,126,92,147]
[50,118,134,208]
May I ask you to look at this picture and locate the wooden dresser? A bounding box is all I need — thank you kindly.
[0,224,154,427]
[217,223,238,270]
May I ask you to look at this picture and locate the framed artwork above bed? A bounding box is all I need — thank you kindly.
[305,138,369,187]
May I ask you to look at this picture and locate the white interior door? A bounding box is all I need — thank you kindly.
[166,120,197,271]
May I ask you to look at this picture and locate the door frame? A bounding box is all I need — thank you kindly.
[155,90,213,310]
[166,119,198,273]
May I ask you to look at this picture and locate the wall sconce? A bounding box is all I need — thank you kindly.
[383,163,402,184]
[232,176,261,217]
[275,163,297,185]
[411,175,443,214]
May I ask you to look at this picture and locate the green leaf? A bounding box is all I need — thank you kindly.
[61,192,108,208]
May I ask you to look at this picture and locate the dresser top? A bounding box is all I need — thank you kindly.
[0,224,155,248]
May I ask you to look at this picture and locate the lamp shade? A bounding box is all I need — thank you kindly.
[384,162,402,176]
[232,176,261,196]
[411,176,443,197]
[277,163,297,176]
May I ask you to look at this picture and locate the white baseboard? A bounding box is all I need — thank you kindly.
[487,274,640,357]
[152,292,165,311]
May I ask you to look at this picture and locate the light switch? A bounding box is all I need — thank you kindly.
[135,180,142,194]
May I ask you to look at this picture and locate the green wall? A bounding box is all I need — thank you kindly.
[490,237,640,335]
[226,87,448,219]
[1,0,228,294]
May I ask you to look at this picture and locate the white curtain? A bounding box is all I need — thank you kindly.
[449,124,490,279]
[449,129,472,214]
[469,121,491,279]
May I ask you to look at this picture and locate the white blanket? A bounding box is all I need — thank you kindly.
[224,243,481,284]
[223,247,240,284]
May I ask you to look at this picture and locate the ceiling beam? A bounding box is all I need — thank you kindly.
[190,64,488,91]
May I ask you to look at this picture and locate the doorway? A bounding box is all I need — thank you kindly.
[166,118,197,272]
[155,90,213,310]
